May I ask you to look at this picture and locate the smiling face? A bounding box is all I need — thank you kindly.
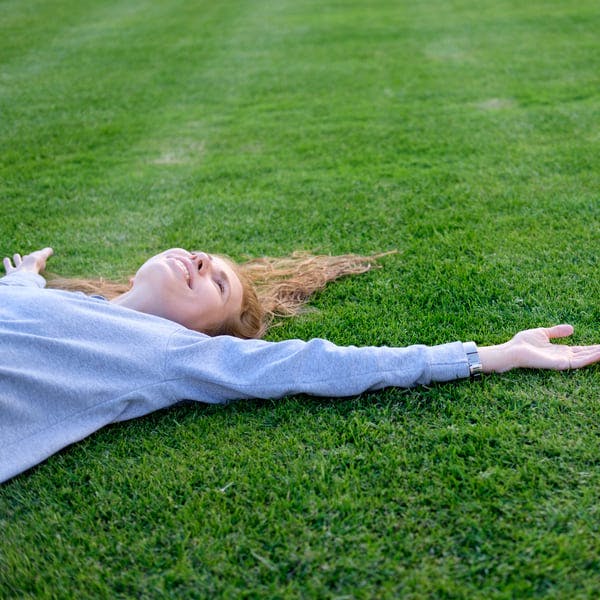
[130,248,244,333]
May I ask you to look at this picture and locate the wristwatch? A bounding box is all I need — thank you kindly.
[463,341,483,380]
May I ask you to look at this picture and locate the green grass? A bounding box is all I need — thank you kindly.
[1,0,600,597]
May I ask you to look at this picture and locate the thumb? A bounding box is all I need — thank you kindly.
[544,324,574,340]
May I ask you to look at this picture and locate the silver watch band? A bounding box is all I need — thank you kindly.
[463,341,483,380]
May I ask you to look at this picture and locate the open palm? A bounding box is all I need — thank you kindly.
[510,325,600,371]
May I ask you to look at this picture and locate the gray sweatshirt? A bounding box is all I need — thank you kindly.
[0,272,470,483]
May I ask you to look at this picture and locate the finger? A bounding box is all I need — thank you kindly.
[3,257,13,272]
[569,346,600,369]
[544,324,574,340]
[12,253,22,266]
[34,247,54,266]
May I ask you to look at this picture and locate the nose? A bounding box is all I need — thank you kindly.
[191,251,212,274]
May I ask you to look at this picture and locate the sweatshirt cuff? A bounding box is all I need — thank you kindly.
[427,341,471,382]
[0,272,47,288]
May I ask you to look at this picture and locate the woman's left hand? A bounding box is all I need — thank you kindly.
[3,247,54,276]
[479,324,600,373]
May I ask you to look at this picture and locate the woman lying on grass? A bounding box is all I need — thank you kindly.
[2,247,599,484]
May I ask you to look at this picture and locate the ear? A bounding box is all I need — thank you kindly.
[129,277,135,287]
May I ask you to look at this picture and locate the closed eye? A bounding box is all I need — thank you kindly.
[215,266,231,302]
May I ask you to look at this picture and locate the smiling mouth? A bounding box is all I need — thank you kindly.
[171,257,192,288]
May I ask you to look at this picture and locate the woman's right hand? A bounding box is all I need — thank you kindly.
[3,247,54,275]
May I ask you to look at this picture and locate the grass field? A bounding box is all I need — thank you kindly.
[1,0,600,597]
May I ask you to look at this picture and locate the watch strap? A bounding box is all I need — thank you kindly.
[463,341,483,380]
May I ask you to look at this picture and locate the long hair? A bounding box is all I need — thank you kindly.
[46,251,394,339]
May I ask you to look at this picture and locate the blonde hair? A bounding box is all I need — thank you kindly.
[46,251,394,339]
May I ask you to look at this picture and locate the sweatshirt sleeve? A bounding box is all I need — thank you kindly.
[164,331,471,404]
[0,272,46,288]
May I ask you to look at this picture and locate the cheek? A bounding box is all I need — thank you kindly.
[191,282,222,316]
[204,287,225,314]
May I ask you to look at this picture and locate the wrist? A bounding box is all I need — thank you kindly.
[478,341,514,374]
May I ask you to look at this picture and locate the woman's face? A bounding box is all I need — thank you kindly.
[131,248,244,333]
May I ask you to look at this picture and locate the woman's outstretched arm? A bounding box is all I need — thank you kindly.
[479,324,600,373]
[162,325,600,406]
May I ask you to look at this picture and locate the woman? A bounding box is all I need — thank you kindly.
[1,247,599,484]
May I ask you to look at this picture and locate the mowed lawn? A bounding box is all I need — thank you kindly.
[1,0,599,597]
